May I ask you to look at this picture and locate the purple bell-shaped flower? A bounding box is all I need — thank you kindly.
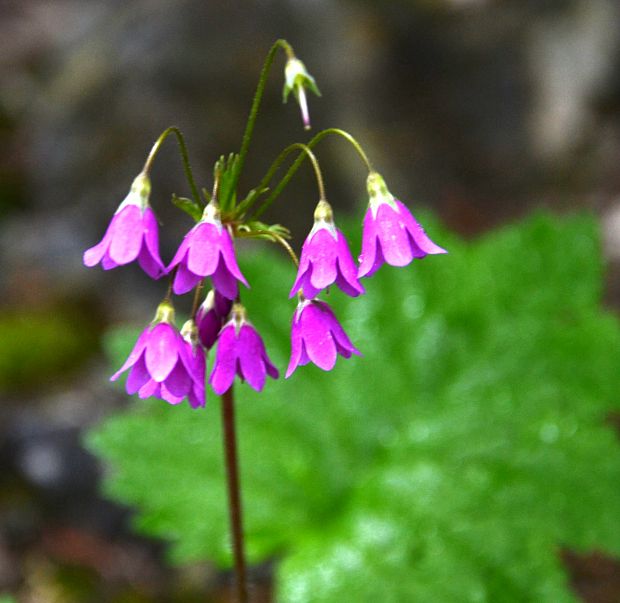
[168,202,249,299]
[83,172,165,279]
[286,298,360,377]
[111,301,206,409]
[290,200,364,299]
[358,172,447,278]
[209,304,279,395]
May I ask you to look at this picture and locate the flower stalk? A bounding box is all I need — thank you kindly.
[142,126,202,207]
[250,127,373,220]
[229,39,295,207]
[221,385,249,603]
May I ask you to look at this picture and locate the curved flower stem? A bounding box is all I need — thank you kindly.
[287,143,326,201]
[228,39,295,207]
[221,385,249,603]
[322,127,373,172]
[142,126,202,208]
[249,127,373,220]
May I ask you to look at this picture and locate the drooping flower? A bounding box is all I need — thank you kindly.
[83,172,165,279]
[111,301,206,409]
[358,171,447,278]
[286,298,360,377]
[196,289,232,349]
[209,304,279,395]
[290,200,365,299]
[167,202,249,299]
[283,56,320,130]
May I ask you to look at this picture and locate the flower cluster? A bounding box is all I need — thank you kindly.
[84,43,446,410]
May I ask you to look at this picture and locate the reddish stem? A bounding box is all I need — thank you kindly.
[221,386,249,602]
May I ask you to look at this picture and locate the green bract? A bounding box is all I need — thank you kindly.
[87,212,620,603]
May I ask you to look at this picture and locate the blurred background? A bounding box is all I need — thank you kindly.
[1,0,620,601]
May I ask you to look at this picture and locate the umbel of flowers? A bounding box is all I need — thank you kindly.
[83,39,447,602]
[84,40,446,410]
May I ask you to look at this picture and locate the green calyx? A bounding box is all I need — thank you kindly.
[126,172,151,211]
[153,299,175,325]
[231,303,247,335]
[367,171,396,209]
[201,201,221,224]
[313,199,334,224]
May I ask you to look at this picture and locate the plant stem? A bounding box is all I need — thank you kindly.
[142,126,202,207]
[221,386,249,603]
[236,140,325,217]
[190,280,204,319]
[250,127,373,220]
[228,39,294,207]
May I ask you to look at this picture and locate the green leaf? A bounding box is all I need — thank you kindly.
[215,153,239,211]
[87,211,620,602]
[171,193,202,222]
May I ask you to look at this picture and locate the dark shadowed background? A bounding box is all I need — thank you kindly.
[1,0,620,601]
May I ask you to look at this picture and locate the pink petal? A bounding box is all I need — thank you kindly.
[265,357,279,379]
[289,264,312,298]
[335,270,365,297]
[374,204,414,267]
[358,209,380,278]
[334,231,364,296]
[126,355,151,394]
[211,258,239,300]
[142,207,163,256]
[296,270,321,299]
[209,325,237,395]
[285,314,303,378]
[138,379,159,399]
[237,325,267,391]
[396,201,447,256]
[164,360,193,397]
[300,304,337,371]
[298,342,311,366]
[101,253,118,270]
[138,209,165,278]
[138,242,165,279]
[167,233,192,271]
[159,383,185,405]
[110,327,150,380]
[319,302,361,356]
[188,384,206,408]
[108,205,144,265]
[83,229,113,267]
[186,223,222,277]
[365,242,385,278]
[173,262,201,295]
[306,230,338,292]
[219,228,249,285]
[192,346,206,389]
[145,323,181,382]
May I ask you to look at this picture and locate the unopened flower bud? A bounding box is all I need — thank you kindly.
[283,57,321,130]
